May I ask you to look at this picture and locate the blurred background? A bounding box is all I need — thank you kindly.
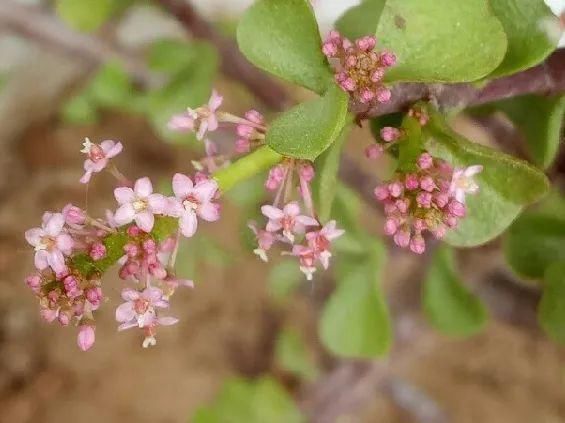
[0,0,564,422]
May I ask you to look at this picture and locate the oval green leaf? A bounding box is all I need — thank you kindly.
[335,0,386,41]
[488,0,558,78]
[237,0,333,94]
[266,85,349,160]
[423,247,487,337]
[320,241,392,358]
[539,261,565,344]
[424,107,550,247]
[55,0,114,32]
[375,0,508,82]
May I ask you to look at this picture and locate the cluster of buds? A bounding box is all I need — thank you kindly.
[322,31,396,106]
[365,126,404,160]
[250,161,344,280]
[374,151,482,253]
[168,91,267,172]
[24,137,219,350]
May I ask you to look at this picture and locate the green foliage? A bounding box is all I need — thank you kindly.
[268,260,304,301]
[488,0,557,78]
[61,93,99,125]
[192,377,303,423]
[423,247,487,337]
[266,85,349,160]
[275,329,319,381]
[88,62,135,109]
[424,106,549,247]
[375,0,507,82]
[237,0,333,94]
[147,39,199,74]
[320,239,391,357]
[312,126,351,223]
[539,262,565,344]
[504,212,565,280]
[55,0,115,32]
[335,0,386,40]
[71,230,129,277]
[493,95,565,169]
[397,114,423,172]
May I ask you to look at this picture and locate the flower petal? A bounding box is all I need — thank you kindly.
[25,228,44,247]
[134,177,153,198]
[283,201,301,217]
[114,203,136,226]
[121,288,140,301]
[261,205,284,220]
[143,287,163,302]
[172,173,193,199]
[101,140,123,158]
[118,321,137,331]
[193,180,218,203]
[44,213,65,237]
[208,90,223,111]
[114,187,135,205]
[134,210,155,233]
[464,165,483,177]
[48,250,67,274]
[148,194,167,214]
[158,316,179,326]
[296,215,319,227]
[115,302,136,323]
[56,234,74,254]
[80,170,93,184]
[198,202,220,222]
[34,250,49,270]
[179,211,198,238]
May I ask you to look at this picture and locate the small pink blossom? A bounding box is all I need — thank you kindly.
[62,203,86,225]
[365,144,384,159]
[115,287,174,331]
[113,177,167,233]
[305,220,344,269]
[261,202,318,243]
[380,127,401,142]
[449,165,483,203]
[80,138,123,184]
[171,173,220,238]
[168,90,223,140]
[248,221,276,262]
[25,212,73,274]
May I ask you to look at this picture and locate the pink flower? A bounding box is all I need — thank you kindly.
[168,90,223,140]
[261,202,318,243]
[115,287,175,331]
[80,138,123,184]
[248,221,276,262]
[305,220,344,269]
[25,212,73,273]
[171,173,220,238]
[449,165,483,203]
[292,245,318,280]
[113,177,167,232]
[77,325,95,351]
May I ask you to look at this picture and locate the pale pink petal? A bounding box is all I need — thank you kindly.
[158,316,179,326]
[56,233,73,254]
[48,250,67,273]
[172,173,193,198]
[134,210,155,233]
[114,187,135,204]
[90,158,108,172]
[101,140,123,158]
[77,326,95,351]
[121,288,140,301]
[118,321,137,331]
[266,220,282,233]
[295,215,319,227]
[34,250,49,270]
[207,115,219,132]
[148,194,167,214]
[153,300,170,308]
[165,197,184,217]
[208,90,223,111]
[193,180,218,203]
[80,170,93,184]
[25,228,44,246]
[115,302,136,323]
[455,190,466,203]
[114,203,136,226]
[198,202,220,222]
[283,202,301,217]
[197,120,208,140]
[261,205,284,220]
[134,177,153,198]
[143,287,163,302]
[464,165,483,177]
[179,211,198,238]
[44,213,65,237]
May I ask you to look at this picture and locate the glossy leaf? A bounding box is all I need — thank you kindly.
[423,247,487,337]
[320,241,391,357]
[375,0,507,82]
[55,0,114,32]
[275,329,319,381]
[335,0,386,40]
[424,107,550,247]
[488,0,557,78]
[539,261,565,344]
[266,85,349,160]
[237,0,333,93]
[312,126,350,222]
[503,212,565,279]
[495,95,565,169]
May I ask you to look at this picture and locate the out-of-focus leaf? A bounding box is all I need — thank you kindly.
[237,0,333,93]
[147,39,199,74]
[55,0,114,32]
[275,329,319,381]
[268,260,304,300]
[423,247,488,337]
[375,0,507,82]
[539,261,565,344]
[87,62,134,109]
[335,0,386,40]
[60,94,99,125]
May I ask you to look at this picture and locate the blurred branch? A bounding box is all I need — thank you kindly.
[0,2,157,87]
[156,0,289,110]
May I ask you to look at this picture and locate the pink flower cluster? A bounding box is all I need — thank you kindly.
[24,139,219,351]
[250,161,344,280]
[374,152,482,253]
[322,31,396,106]
[365,126,404,160]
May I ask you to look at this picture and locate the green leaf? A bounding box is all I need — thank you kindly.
[494,95,565,169]
[335,0,386,40]
[312,126,350,222]
[539,262,565,344]
[268,260,304,300]
[275,329,319,381]
[266,85,349,160]
[147,39,199,74]
[55,0,114,32]
[237,0,333,93]
[87,62,134,109]
[503,212,565,279]
[320,241,392,357]
[424,106,550,247]
[375,0,508,82]
[488,0,557,78]
[423,247,487,337]
[397,114,423,172]
[60,94,99,125]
